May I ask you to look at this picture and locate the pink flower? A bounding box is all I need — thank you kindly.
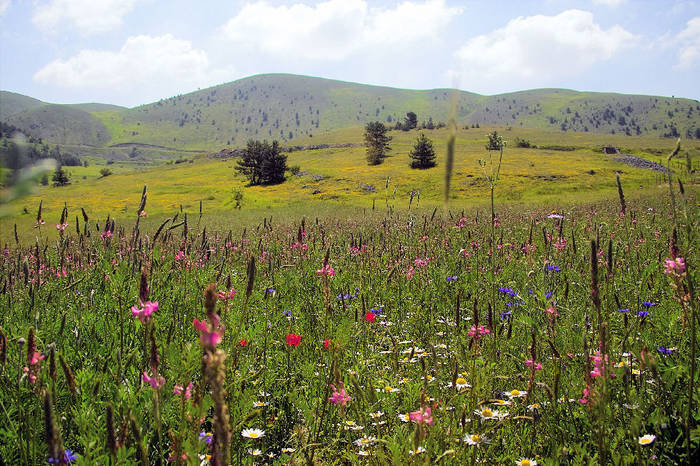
[142,371,165,390]
[217,289,237,301]
[405,266,415,280]
[664,257,686,275]
[174,381,193,399]
[409,406,434,425]
[316,263,335,277]
[468,325,490,339]
[329,382,352,407]
[175,251,185,261]
[193,314,223,349]
[139,211,147,217]
[545,303,557,316]
[526,359,543,370]
[553,237,567,250]
[24,351,45,384]
[131,301,159,324]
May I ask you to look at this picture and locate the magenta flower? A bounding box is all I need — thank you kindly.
[329,382,352,407]
[174,381,193,399]
[526,359,543,371]
[23,351,44,384]
[664,257,686,275]
[193,314,223,349]
[316,263,335,277]
[468,325,490,339]
[131,301,158,324]
[142,371,165,390]
[409,406,434,425]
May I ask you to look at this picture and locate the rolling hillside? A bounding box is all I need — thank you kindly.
[2,74,699,154]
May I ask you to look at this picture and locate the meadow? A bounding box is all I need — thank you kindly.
[0,142,697,464]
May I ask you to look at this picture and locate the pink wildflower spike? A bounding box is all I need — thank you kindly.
[142,371,165,390]
[409,406,434,425]
[526,359,543,370]
[468,325,490,339]
[193,314,223,349]
[328,383,352,407]
[316,263,335,277]
[664,257,686,275]
[131,301,159,324]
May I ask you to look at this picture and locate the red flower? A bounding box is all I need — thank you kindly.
[286,333,301,347]
[324,338,332,349]
[364,312,376,323]
[239,339,248,347]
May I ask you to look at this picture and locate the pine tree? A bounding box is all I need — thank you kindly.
[409,133,436,169]
[51,166,70,187]
[364,121,392,165]
[235,140,287,185]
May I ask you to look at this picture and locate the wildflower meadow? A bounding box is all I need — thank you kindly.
[0,168,697,465]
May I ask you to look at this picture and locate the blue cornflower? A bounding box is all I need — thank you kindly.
[446,275,458,282]
[370,307,384,315]
[48,449,78,464]
[264,288,275,294]
[283,310,292,318]
[528,289,534,295]
[337,293,357,300]
[547,265,560,272]
[545,291,553,300]
[637,310,649,317]
[200,432,213,445]
[642,301,656,308]
[657,347,673,355]
[498,287,513,294]
[618,308,630,313]
[500,310,512,320]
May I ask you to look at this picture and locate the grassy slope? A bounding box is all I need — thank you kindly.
[4,125,697,239]
[3,74,699,154]
[0,91,45,120]
[5,104,111,146]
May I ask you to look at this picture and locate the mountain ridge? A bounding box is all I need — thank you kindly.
[2,74,699,154]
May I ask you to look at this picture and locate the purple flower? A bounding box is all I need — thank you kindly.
[200,432,213,445]
[641,301,656,308]
[264,288,275,294]
[370,307,383,315]
[446,275,458,282]
[618,308,630,313]
[657,346,673,355]
[47,449,78,464]
[545,291,553,300]
[637,310,649,317]
[547,265,560,272]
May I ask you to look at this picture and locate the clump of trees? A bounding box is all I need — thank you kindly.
[51,166,70,187]
[235,139,288,185]
[395,112,418,131]
[364,122,392,165]
[409,133,436,169]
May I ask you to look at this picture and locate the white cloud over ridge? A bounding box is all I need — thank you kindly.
[676,17,700,69]
[219,0,462,61]
[450,9,640,93]
[33,34,231,104]
[32,0,140,34]
[591,0,627,7]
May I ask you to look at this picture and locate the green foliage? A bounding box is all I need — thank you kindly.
[235,139,288,185]
[99,168,113,178]
[364,121,392,165]
[51,166,70,186]
[409,133,436,169]
[486,131,505,151]
[514,137,533,148]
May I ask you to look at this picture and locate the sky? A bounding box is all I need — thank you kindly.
[0,0,699,108]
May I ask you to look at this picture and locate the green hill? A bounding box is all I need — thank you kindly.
[5,104,111,146]
[0,91,46,120]
[2,74,699,154]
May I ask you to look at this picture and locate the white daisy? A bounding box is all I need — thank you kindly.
[241,428,265,439]
[638,434,656,446]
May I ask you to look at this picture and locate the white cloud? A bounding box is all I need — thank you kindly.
[450,9,639,93]
[32,0,140,34]
[33,34,231,104]
[676,17,700,69]
[219,0,462,61]
[0,0,10,17]
[591,0,627,7]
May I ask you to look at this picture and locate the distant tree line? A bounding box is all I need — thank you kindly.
[1,124,81,186]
